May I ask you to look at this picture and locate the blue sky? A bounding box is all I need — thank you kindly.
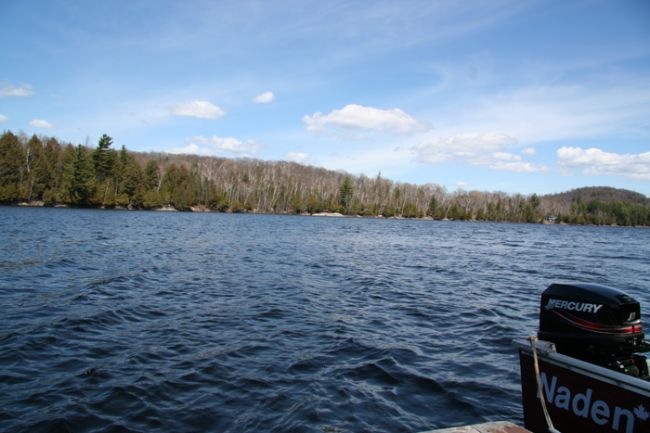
[1,0,649,195]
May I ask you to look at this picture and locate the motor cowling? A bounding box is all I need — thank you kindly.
[538,282,649,378]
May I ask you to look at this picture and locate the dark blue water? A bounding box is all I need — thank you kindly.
[1,207,649,433]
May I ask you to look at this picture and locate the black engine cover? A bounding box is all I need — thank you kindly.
[538,282,645,356]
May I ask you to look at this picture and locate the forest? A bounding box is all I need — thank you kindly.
[1,130,649,226]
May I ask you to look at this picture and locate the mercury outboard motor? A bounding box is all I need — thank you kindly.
[539,282,650,379]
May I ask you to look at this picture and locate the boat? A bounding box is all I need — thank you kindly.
[514,282,650,433]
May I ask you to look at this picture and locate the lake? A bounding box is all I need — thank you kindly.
[1,207,649,433]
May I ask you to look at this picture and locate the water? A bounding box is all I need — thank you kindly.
[1,207,649,433]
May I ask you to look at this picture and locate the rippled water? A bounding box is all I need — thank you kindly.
[1,207,649,433]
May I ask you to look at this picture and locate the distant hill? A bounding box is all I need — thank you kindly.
[539,187,649,225]
[542,186,649,206]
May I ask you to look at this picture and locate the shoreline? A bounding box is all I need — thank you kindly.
[4,202,648,228]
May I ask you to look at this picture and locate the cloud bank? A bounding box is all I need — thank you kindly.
[303,104,422,134]
[557,147,650,180]
[414,133,547,172]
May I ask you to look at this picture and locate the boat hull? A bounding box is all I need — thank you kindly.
[516,339,650,433]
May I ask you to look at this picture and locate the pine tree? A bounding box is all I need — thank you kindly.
[339,176,353,213]
[93,134,114,181]
[144,160,161,192]
[39,137,61,203]
[0,132,24,202]
[63,145,96,205]
[160,164,196,210]
[122,157,144,206]
[92,134,116,206]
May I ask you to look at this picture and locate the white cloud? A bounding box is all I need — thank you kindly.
[521,147,536,156]
[253,91,274,104]
[287,152,309,163]
[29,119,53,128]
[488,152,547,171]
[171,143,201,154]
[557,147,650,180]
[0,114,7,123]
[303,104,422,134]
[493,151,521,162]
[171,135,260,157]
[413,132,547,172]
[490,161,549,173]
[171,100,225,119]
[414,132,517,163]
[209,136,259,154]
[0,83,34,97]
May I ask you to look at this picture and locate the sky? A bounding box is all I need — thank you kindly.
[1,0,649,195]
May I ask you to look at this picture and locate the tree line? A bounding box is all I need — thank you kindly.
[1,131,648,226]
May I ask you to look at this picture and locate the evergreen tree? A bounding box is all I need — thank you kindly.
[161,164,196,210]
[63,145,95,205]
[91,134,117,206]
[339,176,353,213]
[58,145,75,203]
[122,157,144,206]
[144,160,161,192]
[41,137,61,203]
[0,132,24,202]
[93,134,115,181]
[115,145,129,192]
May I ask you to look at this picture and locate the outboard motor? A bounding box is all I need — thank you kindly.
[539,282,650,379]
